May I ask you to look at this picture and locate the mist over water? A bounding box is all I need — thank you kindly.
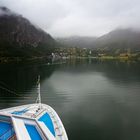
[0,60,140,140]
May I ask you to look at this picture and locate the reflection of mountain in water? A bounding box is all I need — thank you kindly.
[0,63,57,108]
[0,60,140,109]
[57,59,140,85]
[0,60,140,140]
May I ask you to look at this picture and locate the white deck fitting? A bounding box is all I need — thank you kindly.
[12,117,31,140]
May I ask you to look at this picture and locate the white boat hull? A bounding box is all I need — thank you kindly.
[0,104,68,140]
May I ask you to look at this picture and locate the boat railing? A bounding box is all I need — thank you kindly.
[45,105,68,140]
[0,115,11,122]
[32,108,46,118]
[0,127,15,140]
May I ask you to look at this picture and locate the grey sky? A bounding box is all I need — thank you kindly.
[1,0,140,37]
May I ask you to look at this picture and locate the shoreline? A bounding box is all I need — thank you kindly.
[0,55,139,64]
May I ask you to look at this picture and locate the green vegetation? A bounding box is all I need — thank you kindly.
[1,45,139,63]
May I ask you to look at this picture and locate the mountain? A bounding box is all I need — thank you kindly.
[95,29,140,52]
[57,29,140,54]
[0,7,139,59]
[56,36,97,48]
[0,7,56,57]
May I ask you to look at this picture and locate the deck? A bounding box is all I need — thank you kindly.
[0,103,68,140]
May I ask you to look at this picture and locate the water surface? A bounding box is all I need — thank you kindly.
[0,59,140,140]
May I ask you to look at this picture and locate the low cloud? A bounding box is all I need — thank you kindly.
[1,0,140,37]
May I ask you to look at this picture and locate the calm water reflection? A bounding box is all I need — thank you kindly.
[0,59,140,140]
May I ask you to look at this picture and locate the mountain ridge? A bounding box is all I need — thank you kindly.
[0,7,56,57]
[57,28,140,52]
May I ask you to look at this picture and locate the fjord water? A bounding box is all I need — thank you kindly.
[0,59,140,140]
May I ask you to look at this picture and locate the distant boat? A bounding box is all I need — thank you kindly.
[0,76,68,140]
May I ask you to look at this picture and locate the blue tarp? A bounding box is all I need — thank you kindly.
[0,122,14,140]
[38,113,55,136]
[12,109,28,115]
[25,125,42,140]
[0,122,12,136]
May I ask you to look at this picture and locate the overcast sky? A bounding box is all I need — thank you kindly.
[1,0,140,37]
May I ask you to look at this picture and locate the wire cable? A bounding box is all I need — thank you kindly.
[0,84,22,97]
